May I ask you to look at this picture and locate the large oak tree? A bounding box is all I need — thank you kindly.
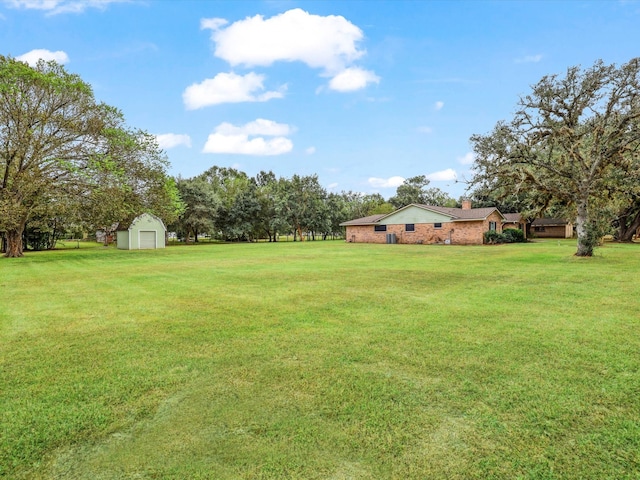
[470,59,640,256]
[0,56,179,257]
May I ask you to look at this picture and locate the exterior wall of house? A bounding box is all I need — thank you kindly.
[345,211,504,245]
[377,206,451,225]
[450,211,504,245]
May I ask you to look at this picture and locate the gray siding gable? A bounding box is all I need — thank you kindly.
[378,205,452,225]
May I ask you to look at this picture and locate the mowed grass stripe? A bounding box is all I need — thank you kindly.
[1,240,639,479]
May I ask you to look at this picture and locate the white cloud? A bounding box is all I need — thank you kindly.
[200,8,379,92]
[183,72,285,110]
[16,49,69,66]
[203,134,292,156]
[457,152,475,165]
[155,133,192,149]
[327,182,339,189]
[203,8,365,72]
[7,0,62,9]
[200,17,228,30]
[515,54,543,64]
[426,168,457,182]
[216,118,294,136]
[305,146,316,155]
[434,101,444,111]
[329,67,380,92]
[368,176,405,188]
[417,126,433,134]
[203,119,294,156]
[7,0,128,14]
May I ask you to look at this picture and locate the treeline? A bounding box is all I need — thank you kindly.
[171,169,455,242]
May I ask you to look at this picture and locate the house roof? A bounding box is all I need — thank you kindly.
[502,213,523,223]
[531,217,572,227]
[414,205,504,221]
[339,214,388,226]
[340,204,504,226]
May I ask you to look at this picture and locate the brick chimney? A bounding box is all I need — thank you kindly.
[461,199,472,210]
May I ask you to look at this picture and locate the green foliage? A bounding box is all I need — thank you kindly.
[582,221,607,250]
[171,177,218,242]
[369,201,395,214]
[484,228,526,244]
[341,192,389,219]
[483,230,505,244]
[502,228,526,243]
[389,175,454,209]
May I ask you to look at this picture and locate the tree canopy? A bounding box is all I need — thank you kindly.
[0,56,181,257]
[389,175,455,209]
[470,58,640,256]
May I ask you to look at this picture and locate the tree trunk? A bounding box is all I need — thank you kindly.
[575,199,592,257]
[4,227,25,257]
[49,221,58,250]
[618,210,640,242]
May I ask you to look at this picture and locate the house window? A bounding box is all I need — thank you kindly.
[434,223,442,229]
[374,225,387,232]
[534,226,545,232]
[489,221,497,231]
[405,224,415,232]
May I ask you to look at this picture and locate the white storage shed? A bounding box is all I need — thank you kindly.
[116,213,166,250]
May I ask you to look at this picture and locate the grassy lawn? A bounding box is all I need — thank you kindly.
[1,240,639,479]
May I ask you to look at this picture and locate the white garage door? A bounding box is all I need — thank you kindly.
[139,231,156,249]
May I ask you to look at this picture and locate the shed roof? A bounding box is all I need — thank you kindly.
[531,217,571,227]
[117,213,166,231]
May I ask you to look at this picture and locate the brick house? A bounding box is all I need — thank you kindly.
[340,201,505,245]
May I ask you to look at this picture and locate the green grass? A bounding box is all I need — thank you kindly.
[1,240,639,479]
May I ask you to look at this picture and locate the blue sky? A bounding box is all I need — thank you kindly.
[2,0,639,199]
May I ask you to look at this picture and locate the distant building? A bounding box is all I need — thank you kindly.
[116,213,166,250]
[340,201,505,245]
[530,218,573,238]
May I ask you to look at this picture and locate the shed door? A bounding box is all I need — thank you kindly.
[139,231,156,249]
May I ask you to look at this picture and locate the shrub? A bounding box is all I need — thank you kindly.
[484,228,526,245]
[484,230,505,244]
[502,228,526,243]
